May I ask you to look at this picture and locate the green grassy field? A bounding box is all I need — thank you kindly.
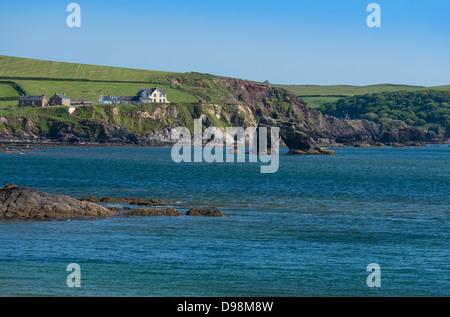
[0,55,182,82]
[11,80,199,104]
[0,100,16,108]
[297,96,342,108]
[0,83,19,98]
[1,55,449,110]
[0,55,202,105]
[271,84,425,96]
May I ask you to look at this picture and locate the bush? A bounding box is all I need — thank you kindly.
[318,90,450,134]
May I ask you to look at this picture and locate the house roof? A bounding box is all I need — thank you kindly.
[19,95,46,101]
[52,93,70,100]
[138,88,167,95]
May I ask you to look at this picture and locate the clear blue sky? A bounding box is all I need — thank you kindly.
[0,0,449,86]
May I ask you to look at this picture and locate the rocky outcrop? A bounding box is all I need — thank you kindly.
[125,207,183,217]
[174,77,446,146]
[0,184,231,220]
[256,113,445,149]
[255,116,336,154]
[288,147,336,155]
[186,208,229,217]
[0,183,114,221]
[123,207,229,217]
[256,116,310,152]
[79,196,170,206]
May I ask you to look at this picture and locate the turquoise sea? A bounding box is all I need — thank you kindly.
[0,145,448,296]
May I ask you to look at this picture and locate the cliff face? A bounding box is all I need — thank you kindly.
[206,78,445,146]
[0,77,446,146]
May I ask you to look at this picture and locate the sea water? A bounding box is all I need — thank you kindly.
[0,146,448,296]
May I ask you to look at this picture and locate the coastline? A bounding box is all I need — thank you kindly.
[1,139,448,149]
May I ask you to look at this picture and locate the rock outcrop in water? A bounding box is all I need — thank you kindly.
[0,184,230,221]
[186,208,229,217]
[255,116,335,155]
[0,183,114,221]
[79,196,170,206]
[288,147,336,155]
[125,207,183,217]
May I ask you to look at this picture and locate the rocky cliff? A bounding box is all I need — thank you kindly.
[0,77,446,146]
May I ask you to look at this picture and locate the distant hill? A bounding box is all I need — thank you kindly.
[318,90,450,137]
[271,83,450,108]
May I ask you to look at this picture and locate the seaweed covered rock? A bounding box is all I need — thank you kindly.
[125,207,182,217]
[0,183,114,221]
[186,208,229,217]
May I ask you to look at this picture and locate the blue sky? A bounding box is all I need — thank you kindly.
[0,0,449,86]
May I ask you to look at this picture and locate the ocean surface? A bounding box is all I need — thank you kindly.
[0,145,448,297]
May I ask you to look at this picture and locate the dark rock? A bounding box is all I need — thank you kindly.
[288,147,336,155]
[109,206,133,211]
[186,208,229,217]
[0,184,114,221]
[125,207,182,217]
[256,117,335,155]
[256,116,310,153]
[79,196,170,206]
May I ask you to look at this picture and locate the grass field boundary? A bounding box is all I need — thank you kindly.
[0,81,27,96]
[0,97,18,101]
[0,76,173,85]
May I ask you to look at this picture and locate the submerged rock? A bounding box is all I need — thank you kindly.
[0,183,114,221]
[79,196,170,206]
[288,147,336,155]
[186,208,229,217]
[125,207,182,217]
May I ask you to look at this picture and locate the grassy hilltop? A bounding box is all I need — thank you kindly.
[271,83,450,108]
[0,55,180,81]
[1,54,449,107]
[0,55,212,106]
[0,54,449,139]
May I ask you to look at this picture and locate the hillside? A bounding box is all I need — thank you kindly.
[0,55,447,146]
[11,80,199,104]
[0,55,216,106]
[318,90,450,137]
[0,55,181,82]
[272,83,450,108]
[2,54,449,109]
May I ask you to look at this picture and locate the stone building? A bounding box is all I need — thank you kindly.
[18,95,48,107]
[49,93,71,106]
